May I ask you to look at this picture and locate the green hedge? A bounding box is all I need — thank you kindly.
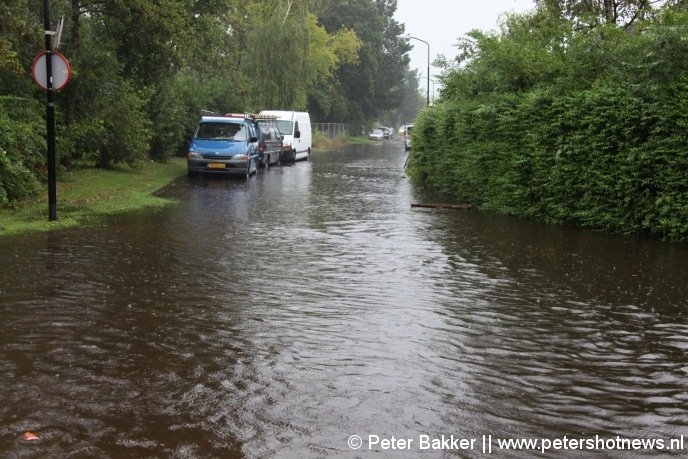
[409,9,688,241]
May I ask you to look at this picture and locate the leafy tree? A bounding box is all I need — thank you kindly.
[241,1,360,111]
[535,0,686,27]
[60,0,243,163]
[241,1,311,110]
[94,82,153,168]
[314,0,410,124]
[0,1,47,203]
[0,0,41,95]
[381,67,424,128]
[0,96,44,204]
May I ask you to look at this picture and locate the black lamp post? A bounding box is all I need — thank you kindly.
[43,0,57,221]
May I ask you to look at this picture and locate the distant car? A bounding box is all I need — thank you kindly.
[404,124,413,151]
[256,123,284,168]
[380,127,393,139]
[187,114,260,177]
[369,129,384,140]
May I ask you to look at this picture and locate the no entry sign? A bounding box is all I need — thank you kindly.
[31,51,71,91]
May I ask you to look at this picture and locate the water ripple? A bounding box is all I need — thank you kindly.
[1,144,687,457]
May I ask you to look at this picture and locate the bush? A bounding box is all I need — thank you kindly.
[0,147,41,204]
[95,81,153,168]
[0,96,45,204]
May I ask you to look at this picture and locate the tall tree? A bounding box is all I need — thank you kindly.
[314,0,410,124]
[0,0,41,94]
[535,0,685,27]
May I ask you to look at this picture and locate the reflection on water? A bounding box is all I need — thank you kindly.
[1,141,687,458]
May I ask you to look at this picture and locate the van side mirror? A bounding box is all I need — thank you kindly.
[294,130,301,139]
[250,136,258,143]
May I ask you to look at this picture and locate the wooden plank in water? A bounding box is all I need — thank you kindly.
[411,203,473,210]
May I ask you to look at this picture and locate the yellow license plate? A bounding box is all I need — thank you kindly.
[208,163,225,169]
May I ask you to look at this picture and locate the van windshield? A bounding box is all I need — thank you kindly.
[196,122,245,141]
[275,120,293,135]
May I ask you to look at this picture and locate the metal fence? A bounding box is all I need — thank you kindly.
[313,123,349,138]
[313,123,370,138]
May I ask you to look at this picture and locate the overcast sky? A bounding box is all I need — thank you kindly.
[394,0,536,91]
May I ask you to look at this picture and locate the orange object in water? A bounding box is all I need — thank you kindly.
[22,431,39,441]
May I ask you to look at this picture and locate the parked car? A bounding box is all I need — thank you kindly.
[187,114,260,177]
[404,124,414,151]
[256,122,284,168]
[258,110,312,162]
[369,129,384,140]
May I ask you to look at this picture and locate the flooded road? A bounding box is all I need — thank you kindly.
[1,141,687,458]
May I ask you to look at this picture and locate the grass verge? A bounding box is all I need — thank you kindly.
[312,133,372,150]
[346,135,372,145]
[0,157,187,236]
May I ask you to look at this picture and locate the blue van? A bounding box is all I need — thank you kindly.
[187,115,260,177]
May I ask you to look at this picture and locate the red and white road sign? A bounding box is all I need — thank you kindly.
[31,51,72,91]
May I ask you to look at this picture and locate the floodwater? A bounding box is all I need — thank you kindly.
[1,141,687,458]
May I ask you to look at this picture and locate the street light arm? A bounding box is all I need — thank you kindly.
[408,36,429,48]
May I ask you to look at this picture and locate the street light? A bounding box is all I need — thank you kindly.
[407,35,430,106]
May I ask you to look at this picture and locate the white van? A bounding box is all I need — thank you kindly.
[258,110,312,161]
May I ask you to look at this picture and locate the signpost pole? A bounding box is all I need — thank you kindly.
[43,0,57,221]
